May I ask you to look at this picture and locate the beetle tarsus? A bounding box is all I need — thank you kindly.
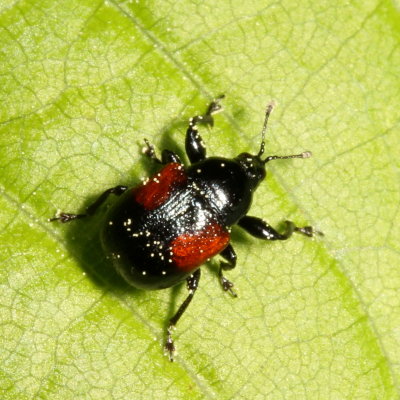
[218,245,238,296]
[219,273,237,297]
[142,138,162,163]
[191,94,225,127]
[143,139,182,164]
[49,213,86,223]
[165,327,176,362]
[294,225,324,237]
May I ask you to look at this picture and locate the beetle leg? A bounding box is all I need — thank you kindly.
[185,95,224,163]
[142,139,182,164]
[238,216,322,240]
[165,268,201,361]
[49,185,128,223]
[162,150,182,164]
[219,244,237,297]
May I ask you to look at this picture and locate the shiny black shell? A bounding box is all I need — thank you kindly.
[101,158,256,290]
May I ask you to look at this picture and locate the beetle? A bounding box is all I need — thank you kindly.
[51,96,319,361]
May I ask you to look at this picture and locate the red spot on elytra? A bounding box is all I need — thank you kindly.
[133,163,187,210]
[170,223,230,271]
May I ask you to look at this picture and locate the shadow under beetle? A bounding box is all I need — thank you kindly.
[51,96,320,361]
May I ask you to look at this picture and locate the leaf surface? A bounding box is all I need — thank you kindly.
[1,0,399,398]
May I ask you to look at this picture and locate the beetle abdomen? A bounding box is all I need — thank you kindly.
[101,163,230,289]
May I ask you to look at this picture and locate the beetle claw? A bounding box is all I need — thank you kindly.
[165,327,175,362]
[49,212,86,223]
[294,225,324,237]
[220,275,238,297]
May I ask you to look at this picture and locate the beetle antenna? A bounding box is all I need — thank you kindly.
[258,102,274,157]
[264,151,312,164]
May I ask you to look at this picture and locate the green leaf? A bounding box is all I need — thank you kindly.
[1,0,399,398]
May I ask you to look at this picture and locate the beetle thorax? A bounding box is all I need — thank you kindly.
[187,157,260,226]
